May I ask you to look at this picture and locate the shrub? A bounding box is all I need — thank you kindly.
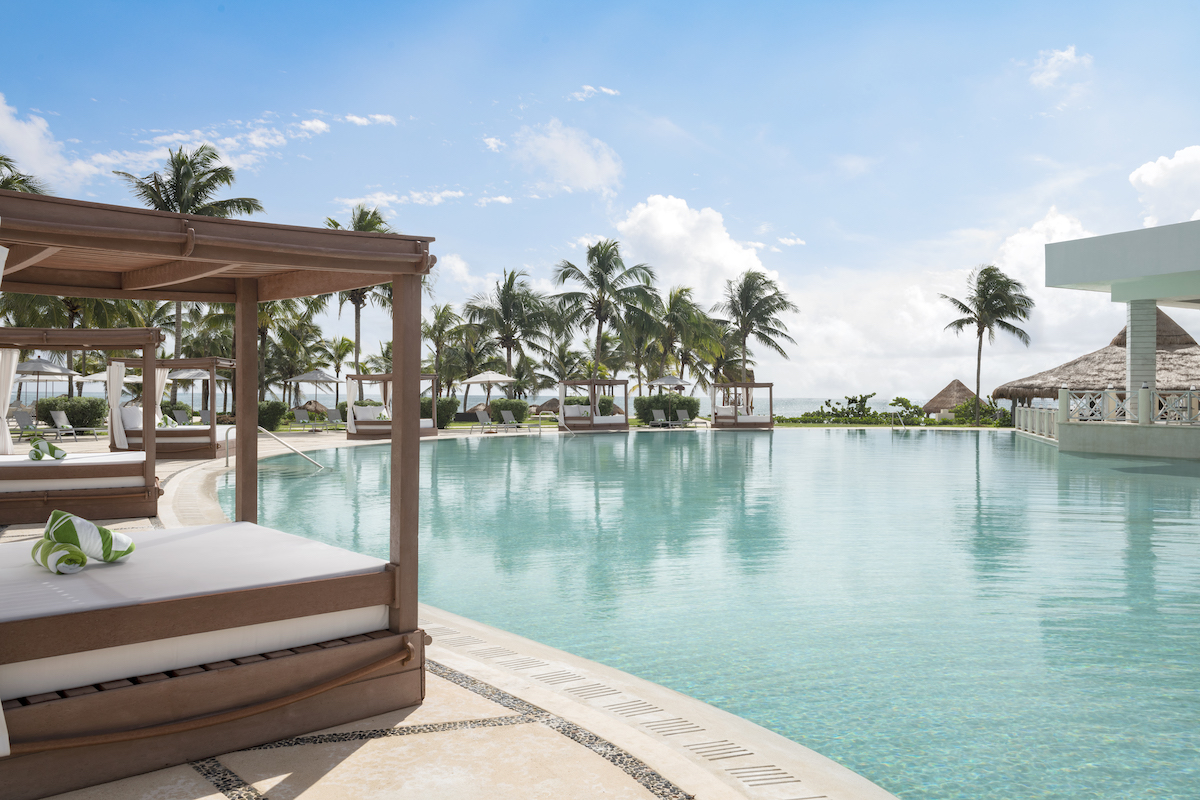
[421,397,460,428]
[160,400,193,420]
[563,395,615,416]
[35,396,108,428]
[257,400,289,431]
[632,393,701,424]
[951,396,1009,427]
[216,414,236,425]
[489,398,529,423]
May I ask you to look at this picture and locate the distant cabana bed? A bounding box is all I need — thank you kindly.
[0,189,435,799]
[710,381,774,429]
[922,379,976,420]
[993,309,1200,404]
[0,327,164,525]
[110,356,235,459]
[557,378,630,432]
[345,373,438,439]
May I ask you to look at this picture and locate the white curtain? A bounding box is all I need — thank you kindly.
[108,363,127,448]
[155,367,169,413]
[345,378,357,433]
[0,350,17,455]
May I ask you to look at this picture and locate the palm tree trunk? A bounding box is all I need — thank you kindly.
[594,319,604,378]
[741,331,749,383]
[355,302,364,402]
[975,329,984,426]
[171,301,182,404]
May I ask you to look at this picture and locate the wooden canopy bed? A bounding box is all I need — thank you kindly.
[0,190,435,799]
[346,372,439,439]
[711,381,775,429]
[0,327,164,525]
[109,356,235,460]
[557,378,630,432]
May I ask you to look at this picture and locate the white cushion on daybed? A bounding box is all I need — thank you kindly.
[735,415,772,424]
[120,406,144,430]
[123,424,235,446]
[593,415,626,425]
[0,451,147,493]
[420,418,434,428]
[0,523,389,699]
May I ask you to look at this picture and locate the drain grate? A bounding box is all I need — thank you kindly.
[469,647,517,659]
[725,764,804,787]
[496,656,548,670]
[685,740,755,761]
[439,635,486,647]
[641,717,705,736]
[532,670,585,685]
[605,699,664,717]
[565,682,621,699]
[424,626,459,638]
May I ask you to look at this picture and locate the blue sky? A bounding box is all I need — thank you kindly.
[4,1,1200,400]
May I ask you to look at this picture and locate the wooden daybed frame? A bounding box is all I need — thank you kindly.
[109,356,235,460]
[711,381,775,429]
[346,372,439,439]
[557,378,630,433]
[0,327,164,524]
[0,190,436,799]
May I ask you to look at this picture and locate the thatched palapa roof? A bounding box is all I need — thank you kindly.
[993,309,1200,401]
[923,379,977,413]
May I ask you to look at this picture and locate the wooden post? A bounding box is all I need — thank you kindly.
[391,275,421,634]
[235,279,258,523]
[142,344,156,493]
[769,384,774,428]
[209,361,218,451]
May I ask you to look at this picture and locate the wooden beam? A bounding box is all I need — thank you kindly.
[0,327,164,351]
[121,260,239,291]
[235,279,258,523]
[0,280,235,304]
[390,275,422,634]
[256,270,394,303]
[2,245,60,275]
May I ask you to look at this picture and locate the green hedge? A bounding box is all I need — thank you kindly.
[258,401,289,431]
[631,394,700,424]
[160,400,193,420]
[562,395,615,416]
[489,398,528,423]
[337,399,382,421]
[35,397,108,428]
[421,397,460,428]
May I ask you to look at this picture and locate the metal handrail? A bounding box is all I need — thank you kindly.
[225,426,324,470]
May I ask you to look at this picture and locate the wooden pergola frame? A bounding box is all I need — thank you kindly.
[711,381,774,429]
[557,378,630,432]
[0,188,432,640]
[109,356,235,459]
[345,373,439,439]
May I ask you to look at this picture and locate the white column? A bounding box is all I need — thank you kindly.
[1126,300,1157,420]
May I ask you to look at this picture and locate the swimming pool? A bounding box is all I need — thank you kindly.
[219,429,1200,799]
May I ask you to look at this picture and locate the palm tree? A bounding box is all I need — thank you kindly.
[0,154,50,194]
[363,341,393,374]
[713,270,799,383]
[421,305,462,398]
[322,337,355,407]
[114,143,263,403]
[941,265,1035,425]
[553,239,656,379]
[326,204,393,401]
[464,269,549,396]
[694,322,749,396]
[444,324,502,411]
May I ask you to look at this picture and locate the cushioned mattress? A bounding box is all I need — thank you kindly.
[0,523,389,698]
[0,451,147,494]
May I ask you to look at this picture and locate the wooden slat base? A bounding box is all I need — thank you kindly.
[0,633,424,800]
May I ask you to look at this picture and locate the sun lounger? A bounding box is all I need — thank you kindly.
[13,410,46,442]
[0,451,161,523]
[50,409,98,441]
[650,409,672,428]
[198,409,211,425]
[471,408,499,433]
[501,409,540,434]
[325,408,344,430]
[172,410,192,425]
[293,409,326,432]
[676,409,695,427]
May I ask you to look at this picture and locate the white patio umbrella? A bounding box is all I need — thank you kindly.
[647,375,689,419]
[16,358,80,405]
[283,368,339,409]
[168,368,211,413]
[461,370,516,407]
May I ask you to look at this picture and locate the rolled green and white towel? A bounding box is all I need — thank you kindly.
[159,414,178,428]
[44,510,135,562]
[31,538,88,574]
[28,437,67,461]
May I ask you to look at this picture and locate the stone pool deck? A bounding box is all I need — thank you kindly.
[1,427,898,800]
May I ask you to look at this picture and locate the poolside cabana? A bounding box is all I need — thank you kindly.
[109,357,236,460]
[711,381,774,429]
[923,379,976,420]
[0,189,435,798]
[346,373,439,439]
[0,327,164,524]
[557,378,630,432]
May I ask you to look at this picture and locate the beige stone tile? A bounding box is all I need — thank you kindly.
[45,764,225,800]
[315,673,515,733]
[221,721,654,800]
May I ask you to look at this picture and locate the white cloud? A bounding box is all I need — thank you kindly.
[297,119,330,136]
[440,253,498,294]
[369,114,396,125]
[401,189,465,206]
[778,236,806,246]
[568,234,604,250]
[1129,145,1200,227]
[483,136,505,152]
[1030,45,1092,88]
[599,86,619,96]
[568,85,618,101]
[246,127,286,148]
[512,118,622,195]
[615,195,776,307]
[333,189,463,209]
[834,154,880,177]
[476,195,513,207]
[345,115,371,126]
[333,191,402,210]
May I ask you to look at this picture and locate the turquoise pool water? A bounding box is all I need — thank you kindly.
[218,430,1200,799]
